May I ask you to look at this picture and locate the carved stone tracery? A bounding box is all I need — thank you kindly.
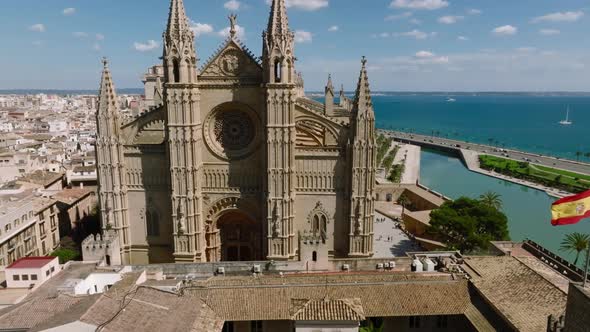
[203,104,260,160]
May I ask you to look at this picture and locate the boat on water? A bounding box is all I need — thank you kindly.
[446,97,456,102]
[559,107,572,125]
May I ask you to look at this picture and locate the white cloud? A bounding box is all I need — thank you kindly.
[265,0,328,11]
[294,30,313,43]
[224,0,241,11]
[29,24,45,32]
[467,9,481,15]
[516,47,537,53]
[296,49,590,91]
[385,12,412,21]
[96,33,105,41]
[438,15,464,24]
[414,51,449,64]
[415,51,434,58]
[393,29,435,39]
[32,41,43,47]
[379,32,390,38]
[63,8,76,16]
[218,25,246,39]
[539,29,560,36]
[492,25,517,36]
[134,40,159,52]
[73,32,88,38]
[532,11,584,23]
[190,21,215,37]
[93,43,101,51]
[328,25,339,32]
[410,18,422,25]
[390,0,448,10]
[457,36,469,41]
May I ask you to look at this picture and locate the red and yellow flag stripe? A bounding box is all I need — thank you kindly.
[551,190,590,226]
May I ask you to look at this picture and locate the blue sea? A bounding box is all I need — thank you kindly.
[364,94,590,266]
[371,94,590,160]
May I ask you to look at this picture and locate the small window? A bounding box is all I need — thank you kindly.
[222,322,234,332]
[436,315,448,328]
[13,275,20,281]
[46,270,50,276]
[50,266,55,272]
[22,275,29,281]
[31,274,38,281]
[251,321,263,332]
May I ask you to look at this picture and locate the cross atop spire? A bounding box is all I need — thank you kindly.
[267,0,290,36]
[353,56,374,116]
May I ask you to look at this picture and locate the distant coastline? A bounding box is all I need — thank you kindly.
[3,89,590,97]
[0,88,144,95]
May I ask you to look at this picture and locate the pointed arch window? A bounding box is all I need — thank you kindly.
[274,58,282,83]
[312,215,319,236]
[320,215,327,241]
[146,208,160,237]
[173,59,180,83]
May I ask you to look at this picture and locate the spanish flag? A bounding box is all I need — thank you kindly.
[551,190,590,226]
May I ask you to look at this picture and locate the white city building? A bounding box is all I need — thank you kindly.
[5,256,60,289]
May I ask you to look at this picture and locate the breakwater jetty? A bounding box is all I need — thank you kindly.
[379,130,590,198]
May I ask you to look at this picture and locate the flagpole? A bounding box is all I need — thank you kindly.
[584,244,590,288]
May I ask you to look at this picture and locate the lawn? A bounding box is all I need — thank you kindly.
[535,164,590,182]
[479,155,590,193]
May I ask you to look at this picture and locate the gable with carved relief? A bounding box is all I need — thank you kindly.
[199,40,262,79]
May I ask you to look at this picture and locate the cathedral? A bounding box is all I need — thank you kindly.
[95,0,377,265]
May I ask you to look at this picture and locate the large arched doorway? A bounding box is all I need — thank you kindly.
[216,210,261,262]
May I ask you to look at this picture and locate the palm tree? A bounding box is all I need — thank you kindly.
[479,191,503,210]
[560,232,590,265]
[397,194,410,215]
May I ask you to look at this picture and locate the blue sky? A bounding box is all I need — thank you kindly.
[1,0,590,91]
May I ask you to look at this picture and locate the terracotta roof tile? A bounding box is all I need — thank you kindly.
[291,298,365,321]
[464,256,567,332]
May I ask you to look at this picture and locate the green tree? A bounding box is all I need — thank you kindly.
[479,191,503,211]
[360,318,384,332]
[585,152,590,160]
[575,151,582,161]
[560,232,590,265]
[397,194,411,215]
[51,248,80,264]
[428,197,510,253]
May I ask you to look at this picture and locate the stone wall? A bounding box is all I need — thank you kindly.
[564,284,590,332]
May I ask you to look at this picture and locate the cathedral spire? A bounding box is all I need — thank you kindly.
[98,58,118,116]
[353,56,374,118]
[325,74,335,116]
[267,0,290,36]
[326,74,334,93]
[163,0,197,84]
[263,0,295,84]
[166,0,191,42]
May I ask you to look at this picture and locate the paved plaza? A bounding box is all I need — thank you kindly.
[373,211,422,258]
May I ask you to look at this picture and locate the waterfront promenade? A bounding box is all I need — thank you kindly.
[381,130,590,175]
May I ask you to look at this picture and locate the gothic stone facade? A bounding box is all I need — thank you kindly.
[95,0,377,264]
